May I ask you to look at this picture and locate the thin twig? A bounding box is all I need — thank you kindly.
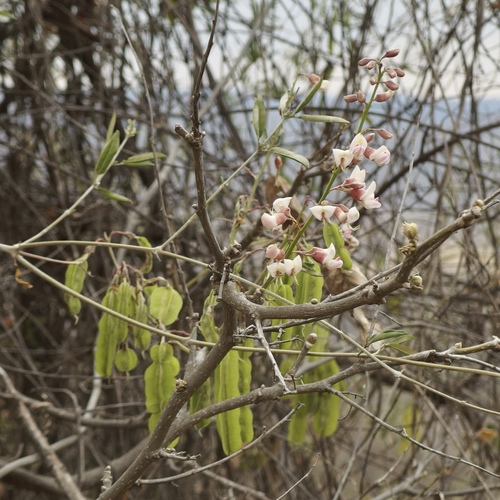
[0,367,87,500]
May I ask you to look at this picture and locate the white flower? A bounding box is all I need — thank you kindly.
[272,197,292,214]
[310,204,336,222]
[261,212,287,231]
[283,255,302,276]
[267,261,286,277]
[332,149,354,169]
[359,181,381,209]
[349,134,368,163]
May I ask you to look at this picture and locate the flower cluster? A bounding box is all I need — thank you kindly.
[265,244,302,279]
[260,49,403,281]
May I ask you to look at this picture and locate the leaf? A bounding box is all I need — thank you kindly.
[366,329,412,346]
[252,95,267,140]
[94,130,120,177]
[296,114,349,124]
[97,187,134,205]
[269,147,309,168]
[106,112,117,142]
[294,77,323,114]
[122,152,166,167]
[149,285,183,326]
[136,236,153,274]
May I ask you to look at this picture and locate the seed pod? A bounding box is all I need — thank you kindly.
[64,260,89,316]
[132,292,151,351]
[149,285,183,326]
[114,347,138,373]
[323,222,345,250]
[337,247,353,270]
[215,350,243,455]
[95,287,120,377]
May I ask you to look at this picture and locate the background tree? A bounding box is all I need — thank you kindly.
[1,1,500,499]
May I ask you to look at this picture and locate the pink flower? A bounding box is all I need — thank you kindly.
[369,145,391,166]
[261,212,287,231]
[266,244,285,260]
[308,244,343,270]
[310,204,336,222]
[332,149,354,169]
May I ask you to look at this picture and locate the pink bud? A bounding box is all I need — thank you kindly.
[382,48,400,59]
[366,61,376,70]
[356,90,366,103]
[261,212,287,231]
[364,132,375,143]
[369,76,378,85]
[358,57,375,67]
[374,90,393,102]
[375,128,393,140]
[384,80,399,91]
[394,68,406,77]
[274,155,282,169]
[266,244,284,260]
[386,68,397,79]
[343,93,358,103]
[303,73,321,85]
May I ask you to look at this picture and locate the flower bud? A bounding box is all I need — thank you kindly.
[358,57,375,67]
[402,222,419,240]
[364,132,375,143]
[274,155,283,169]
[386,68,397,79]
[394,68,406,77]
[266,244,284,260]
[343,93,358,103]
[375,128,393,139]
[384,80,399,91]
[374,90,394,102]
[369,76,378,85]
[304,332,317,348]
[382,48,400,59]
[366,60,376,70]
[356,90,366,103]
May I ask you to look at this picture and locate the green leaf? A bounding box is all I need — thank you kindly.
[94,131,120,177]
[294,77,323,114]
[366,329,412,347]
[296,114,349,124]
[122,152,167,167]
[97,187,134,205]
[0,9,14,19]
[252,95,267,140]
[136,236,153,274]
[106,112,117,142]
[149,285,183,326]
[269,147,309,168]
